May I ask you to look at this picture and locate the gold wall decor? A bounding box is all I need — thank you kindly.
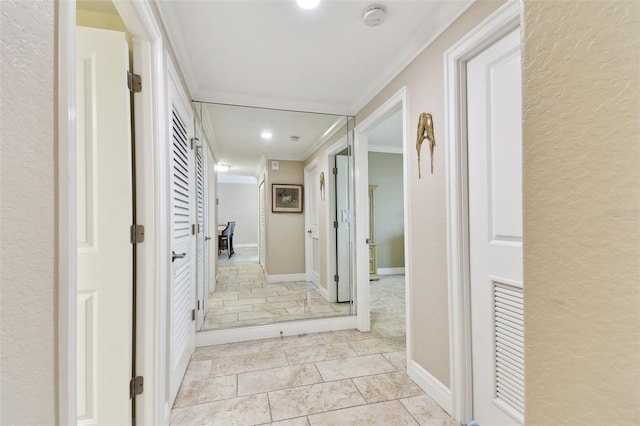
[320,172,325,200]
[416,112,436,178]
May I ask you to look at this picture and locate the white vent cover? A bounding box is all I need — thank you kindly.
[363,5,386,27]
[494,281,525,418]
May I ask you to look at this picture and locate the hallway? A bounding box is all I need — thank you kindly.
[173,276,456,425]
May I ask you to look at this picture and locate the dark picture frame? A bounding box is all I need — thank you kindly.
[272,184,303,213]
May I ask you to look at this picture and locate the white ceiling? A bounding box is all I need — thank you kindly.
[368,108,403,153]
[157,0,472,177]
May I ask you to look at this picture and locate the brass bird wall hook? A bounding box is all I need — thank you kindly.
[416,112,436,178]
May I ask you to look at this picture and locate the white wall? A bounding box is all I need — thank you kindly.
[0,0,56,423]
[218,182,258,246]
[368,152,404,269]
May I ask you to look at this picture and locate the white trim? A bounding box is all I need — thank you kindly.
[57,2,77,424]
[444,2,521,424]
[196,316,358,347]
[302,116,348,160]
[353,86,410,346]
[368,145,403,154]
[377,267,405,275]
[217,175,258,184]
[266,273,307,283]
[304,159,320,287]
[408,360,453,415]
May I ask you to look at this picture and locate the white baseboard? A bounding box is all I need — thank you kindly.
[234,243,258,248]
[196,316,358,347]
[408,360,453,415]
[377,267,405,275]
[267,273,306,283]
[310,279,330,302]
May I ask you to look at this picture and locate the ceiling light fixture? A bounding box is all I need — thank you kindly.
[363,5,386,27]
[215,163,231,172]
[297,0,320,10]
[261,131,273,140]
[290,136,300,142]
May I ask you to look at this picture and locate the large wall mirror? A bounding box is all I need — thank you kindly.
[191,101,355,332]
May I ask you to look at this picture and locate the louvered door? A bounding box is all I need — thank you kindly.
[169,94,195,405]
[195,145,205,330]
[468,28,524,425]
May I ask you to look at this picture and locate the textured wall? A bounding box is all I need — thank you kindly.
[0,0,57,423]
[523,1,640,424]
[368,152,405,269]
[356,0,505,387]
[266,160,306,275]
[218,182,259,245]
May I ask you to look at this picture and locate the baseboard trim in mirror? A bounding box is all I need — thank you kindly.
[195,315,358,347]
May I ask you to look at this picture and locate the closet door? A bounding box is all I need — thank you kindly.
[168,76,195,404]
[259,180,266,269]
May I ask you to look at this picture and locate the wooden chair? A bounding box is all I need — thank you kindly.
[218,221,236,258]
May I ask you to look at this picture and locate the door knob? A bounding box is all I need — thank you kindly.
[307,230,312,234]
[205,236,211,241]
[172,251,187,262]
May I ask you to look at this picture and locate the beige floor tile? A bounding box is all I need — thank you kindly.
[307,400,418,426]
[171,393,271,426]
[259,334,327,352]
[319,329,380,344]
[238,309,288,321]
[268,379,366,421]
[399,395,459,426]
[238,363,322,395]
[382,351,407,371]
[315,354,396,381]
[209,351,288,377]
[284,342,357,365]
[347,337,406,356]
[182,359,211,383]
[224,297,267,307]
[173,375,237,408]
[192,340,263,361]
[258,418,310,426]
[352,372,424,403]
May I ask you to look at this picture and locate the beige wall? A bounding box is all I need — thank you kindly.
[522,1,640,424]
[356,0,505,387]
[0,0,56,423]
[218,182,258,246]
[266,160,306,275]
[368,152,404,268]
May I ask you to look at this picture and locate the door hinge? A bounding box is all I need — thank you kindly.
[191,309,196,321]
[129,376,143,398]
[334,274,339,283]
[197,223,201,233]
[332,167,338,175]
[333,221,339,229]
[130,224,145,244]
[192,224,196,235]
[127,71,142,93]
[197,300,201,310]
[190,137,200,150]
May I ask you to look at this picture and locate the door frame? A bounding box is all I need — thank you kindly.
[444,2,521,423]
[57,1,169,424]
[353,86,410,343]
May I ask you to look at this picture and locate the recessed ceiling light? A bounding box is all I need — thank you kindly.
[215,163,231,172]
[261,131,272,140]
[297,0,320,10]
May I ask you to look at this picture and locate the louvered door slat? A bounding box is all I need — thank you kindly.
[494,281,525,418]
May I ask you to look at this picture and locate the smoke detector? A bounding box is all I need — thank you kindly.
[363,5,386,27]
[290,136,300,142]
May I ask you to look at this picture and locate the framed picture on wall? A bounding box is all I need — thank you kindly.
[272,184,303,213]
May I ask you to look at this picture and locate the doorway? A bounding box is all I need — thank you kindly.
[445,2,522,424]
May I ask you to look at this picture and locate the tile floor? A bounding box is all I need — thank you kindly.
[174,266,458,425]
[204,249,352,330]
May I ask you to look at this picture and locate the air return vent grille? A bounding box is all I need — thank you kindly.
[494,281,525,417]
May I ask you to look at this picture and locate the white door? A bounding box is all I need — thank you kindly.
[305,162,320,285]
[195,144,205,330]
[259,180,266,269]
[169,84,196,404]
[336,154,352,303]
[468,28,524,425]
[76,26,132,425]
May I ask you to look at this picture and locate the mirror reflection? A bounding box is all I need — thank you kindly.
[191,102,355,332]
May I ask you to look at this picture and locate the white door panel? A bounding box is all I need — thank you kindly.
[195,145,205,330]
[336,154,352,303]
[76,25,132,426]
[305,163,320,286]
[468,28,524,426]
[169,92,195,404]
